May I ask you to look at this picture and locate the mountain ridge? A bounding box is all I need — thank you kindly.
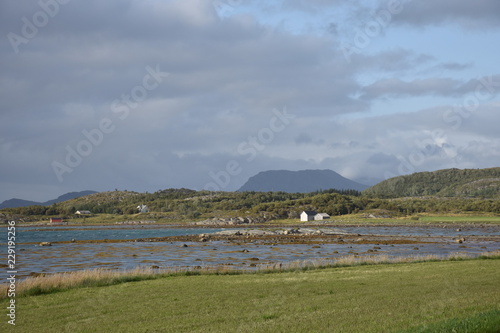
[0,190,98,209]
[238,169,368,193]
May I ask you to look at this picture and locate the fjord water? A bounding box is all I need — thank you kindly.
[1,225,499,280]
[14,225,225,243]
[13,224,500,244]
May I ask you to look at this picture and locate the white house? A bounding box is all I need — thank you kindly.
[137,204,150,213]
[314,213,330,220]
[300,210,317,222]
[75,210,91,215]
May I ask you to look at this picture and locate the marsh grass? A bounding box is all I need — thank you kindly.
[0,265,237,298]
[257,251,500,272]
[9,267,165,297]
[2,250,499,299]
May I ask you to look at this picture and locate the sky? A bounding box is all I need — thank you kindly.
[1,0,500,202]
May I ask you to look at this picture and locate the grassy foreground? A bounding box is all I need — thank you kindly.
[2,259,500,332]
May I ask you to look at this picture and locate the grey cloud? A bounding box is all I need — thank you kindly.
[295,133,313,145]
[1,3,366,117]
[388,0,500,29]
[455,75,500,96]
[282,0,348,13]
[448,103,500,139]
[0,0,498,202]
[438,62,473,71]
[326,22,339,35]
[352,49,435,73]
[360,75,500,100]
[294,133,325,146]
[360,78,463,99]
[366,153,399,166]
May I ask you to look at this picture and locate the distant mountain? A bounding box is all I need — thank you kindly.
[0,190,98,209]
[363,167,500,198]
[0,199,41,209]
[238,169,369,193]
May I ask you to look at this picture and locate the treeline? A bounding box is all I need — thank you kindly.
[249,195,500,218]
[2,188,500,220]
[364,167,500,198]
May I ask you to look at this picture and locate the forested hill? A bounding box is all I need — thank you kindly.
[363,167,500,198]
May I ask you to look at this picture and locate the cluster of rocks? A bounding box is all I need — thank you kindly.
[198,234,210,242]
[115,220,156,225]
[214,229,276,236]
[213,228,351,237]
[192,216,267,226]
[364,213,392,219]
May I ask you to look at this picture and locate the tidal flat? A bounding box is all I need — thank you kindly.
[1,224,499,280]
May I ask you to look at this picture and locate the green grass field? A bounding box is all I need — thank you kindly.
[417,215,500,223]
[3,259,499,332]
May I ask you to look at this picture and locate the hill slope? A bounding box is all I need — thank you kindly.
[0,190,97,209]
[238,169,368,193]
[363,167,500,198]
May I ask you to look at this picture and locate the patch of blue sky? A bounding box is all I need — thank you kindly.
[369,25,499,79]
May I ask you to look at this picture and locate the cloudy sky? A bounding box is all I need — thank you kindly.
[1,0,500,202]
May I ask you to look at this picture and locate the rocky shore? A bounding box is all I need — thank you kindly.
[115,220,156,225]
[190,216,268,225]
[213,227,351,236]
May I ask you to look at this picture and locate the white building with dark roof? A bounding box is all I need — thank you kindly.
[314,213,330,220]
[300,210,317,222]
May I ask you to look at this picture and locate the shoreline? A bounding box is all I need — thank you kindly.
[4,221,500,229]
